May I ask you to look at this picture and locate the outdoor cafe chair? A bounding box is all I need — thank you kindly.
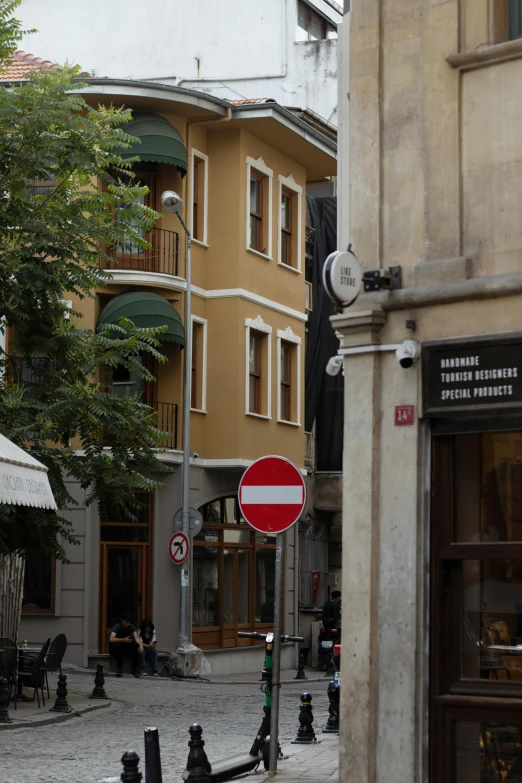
[18,637,51,708]
[41,633,68,698]
[0,637,17,702]
[0,636,46,710]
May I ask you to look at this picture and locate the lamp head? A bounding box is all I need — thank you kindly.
[161,190,183,214]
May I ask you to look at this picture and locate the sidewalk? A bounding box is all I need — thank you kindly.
[0,678,112,730]
[260,733,339,782]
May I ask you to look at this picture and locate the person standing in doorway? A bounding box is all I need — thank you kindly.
[109,614,143,677]
[138,618,159,676]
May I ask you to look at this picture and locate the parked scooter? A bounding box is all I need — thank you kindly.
[318,625,341,672]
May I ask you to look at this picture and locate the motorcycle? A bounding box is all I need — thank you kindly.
[318,625,341,672]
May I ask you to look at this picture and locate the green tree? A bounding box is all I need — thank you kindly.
[0,2,169,559]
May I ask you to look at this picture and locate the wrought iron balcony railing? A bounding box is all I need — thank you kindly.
[102,228,179,277]
[154,401,178,450]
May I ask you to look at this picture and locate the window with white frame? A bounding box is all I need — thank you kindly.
[296,0,338,41]
[190,149,208,245]
[246,157,273,258]
[190,316,207,412]
[278,174,302,271]
[277,327,301,426]
[245,316,272,418]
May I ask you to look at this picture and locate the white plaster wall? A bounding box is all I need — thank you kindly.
[18,0,339,122]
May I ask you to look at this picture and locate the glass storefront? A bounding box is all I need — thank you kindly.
[431,430,522,782]
[192,495,278,649]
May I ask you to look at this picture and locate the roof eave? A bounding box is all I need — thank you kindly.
[230,103,337,158]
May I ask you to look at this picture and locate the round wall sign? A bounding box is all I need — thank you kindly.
[322,249,362,307]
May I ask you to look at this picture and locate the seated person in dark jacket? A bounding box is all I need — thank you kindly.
[260,591,275,622]
[109,614,144,677]
[322,590,342,630]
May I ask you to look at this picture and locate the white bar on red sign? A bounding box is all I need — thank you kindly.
[241,485,304,505]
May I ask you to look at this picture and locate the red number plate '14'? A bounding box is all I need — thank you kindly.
[395,405,415,426]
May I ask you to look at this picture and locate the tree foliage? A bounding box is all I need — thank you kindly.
[0,4,170,558]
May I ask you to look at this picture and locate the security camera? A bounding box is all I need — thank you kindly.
[161,190,183,214]
[190,451,199,459]
[395,340,420,369]
[326,355,344,376]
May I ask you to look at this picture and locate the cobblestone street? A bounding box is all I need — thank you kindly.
[1,672,332,783]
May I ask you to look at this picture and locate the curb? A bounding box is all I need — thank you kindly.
[0,698,114,731]
[206,675,332,685]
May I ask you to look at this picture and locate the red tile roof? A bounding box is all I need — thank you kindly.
[228,98,276,105]
[0,50,58,81]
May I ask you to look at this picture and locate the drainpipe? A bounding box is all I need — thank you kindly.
[176,106,232,635]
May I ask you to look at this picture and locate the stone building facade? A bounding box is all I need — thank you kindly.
[337,1,522,781]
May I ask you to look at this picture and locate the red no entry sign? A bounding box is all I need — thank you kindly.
[238,455,306,534]
[168,531,190,565]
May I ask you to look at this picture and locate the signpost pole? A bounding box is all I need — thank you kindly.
[268,532,285,773]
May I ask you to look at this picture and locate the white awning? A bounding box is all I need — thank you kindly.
[0,434,57,510]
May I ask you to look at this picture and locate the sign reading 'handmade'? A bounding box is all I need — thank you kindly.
[424,339,522,416]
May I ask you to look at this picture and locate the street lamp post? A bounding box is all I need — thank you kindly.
[161,190,192,642]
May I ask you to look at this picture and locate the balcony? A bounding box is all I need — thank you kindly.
[154,401,178,450]
[102,228,179,277]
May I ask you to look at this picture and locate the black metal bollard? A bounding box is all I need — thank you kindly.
[0,677,12,724]
[121,751,142,783]
[49,672,73,713]
[90,663,109,700]
[144,727,163,783]
[184,723,212,782]
[323,680,340,734]
[294,652,307,680]
[291,692,316,744]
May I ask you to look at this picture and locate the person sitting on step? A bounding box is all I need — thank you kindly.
[138,618,159,677]
[109,614,143,677]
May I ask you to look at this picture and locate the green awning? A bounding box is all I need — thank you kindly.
[119,113,187,172]
[97,291,185,347]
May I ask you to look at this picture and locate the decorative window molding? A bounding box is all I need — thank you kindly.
[277,174,302,273]
[246,156,273,260]
[189,148,209,246]
[190,315,207,413]
[276,327,302,426]
[245,315,272,418]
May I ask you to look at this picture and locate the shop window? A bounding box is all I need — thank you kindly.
[245,316,272,418]
[277,328,301,425]
[296,0,337,41]
[190,317,207,412]
[246,156,273,259]
[22,547,55,613]
[191,150,208,245]
[192,495,278,649]
[278,175,302,271]
[431,430,522,781]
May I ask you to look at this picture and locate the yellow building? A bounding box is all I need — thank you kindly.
[18,74,336,674]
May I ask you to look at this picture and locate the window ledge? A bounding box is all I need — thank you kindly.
[277,418,300,427]
[191,407,207,414]
[278,261,302,274]
[246,411,271,420]
[21,612,58,618]
[446,38,522,71]
[247,247,272,262]
[192,238,209,249]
